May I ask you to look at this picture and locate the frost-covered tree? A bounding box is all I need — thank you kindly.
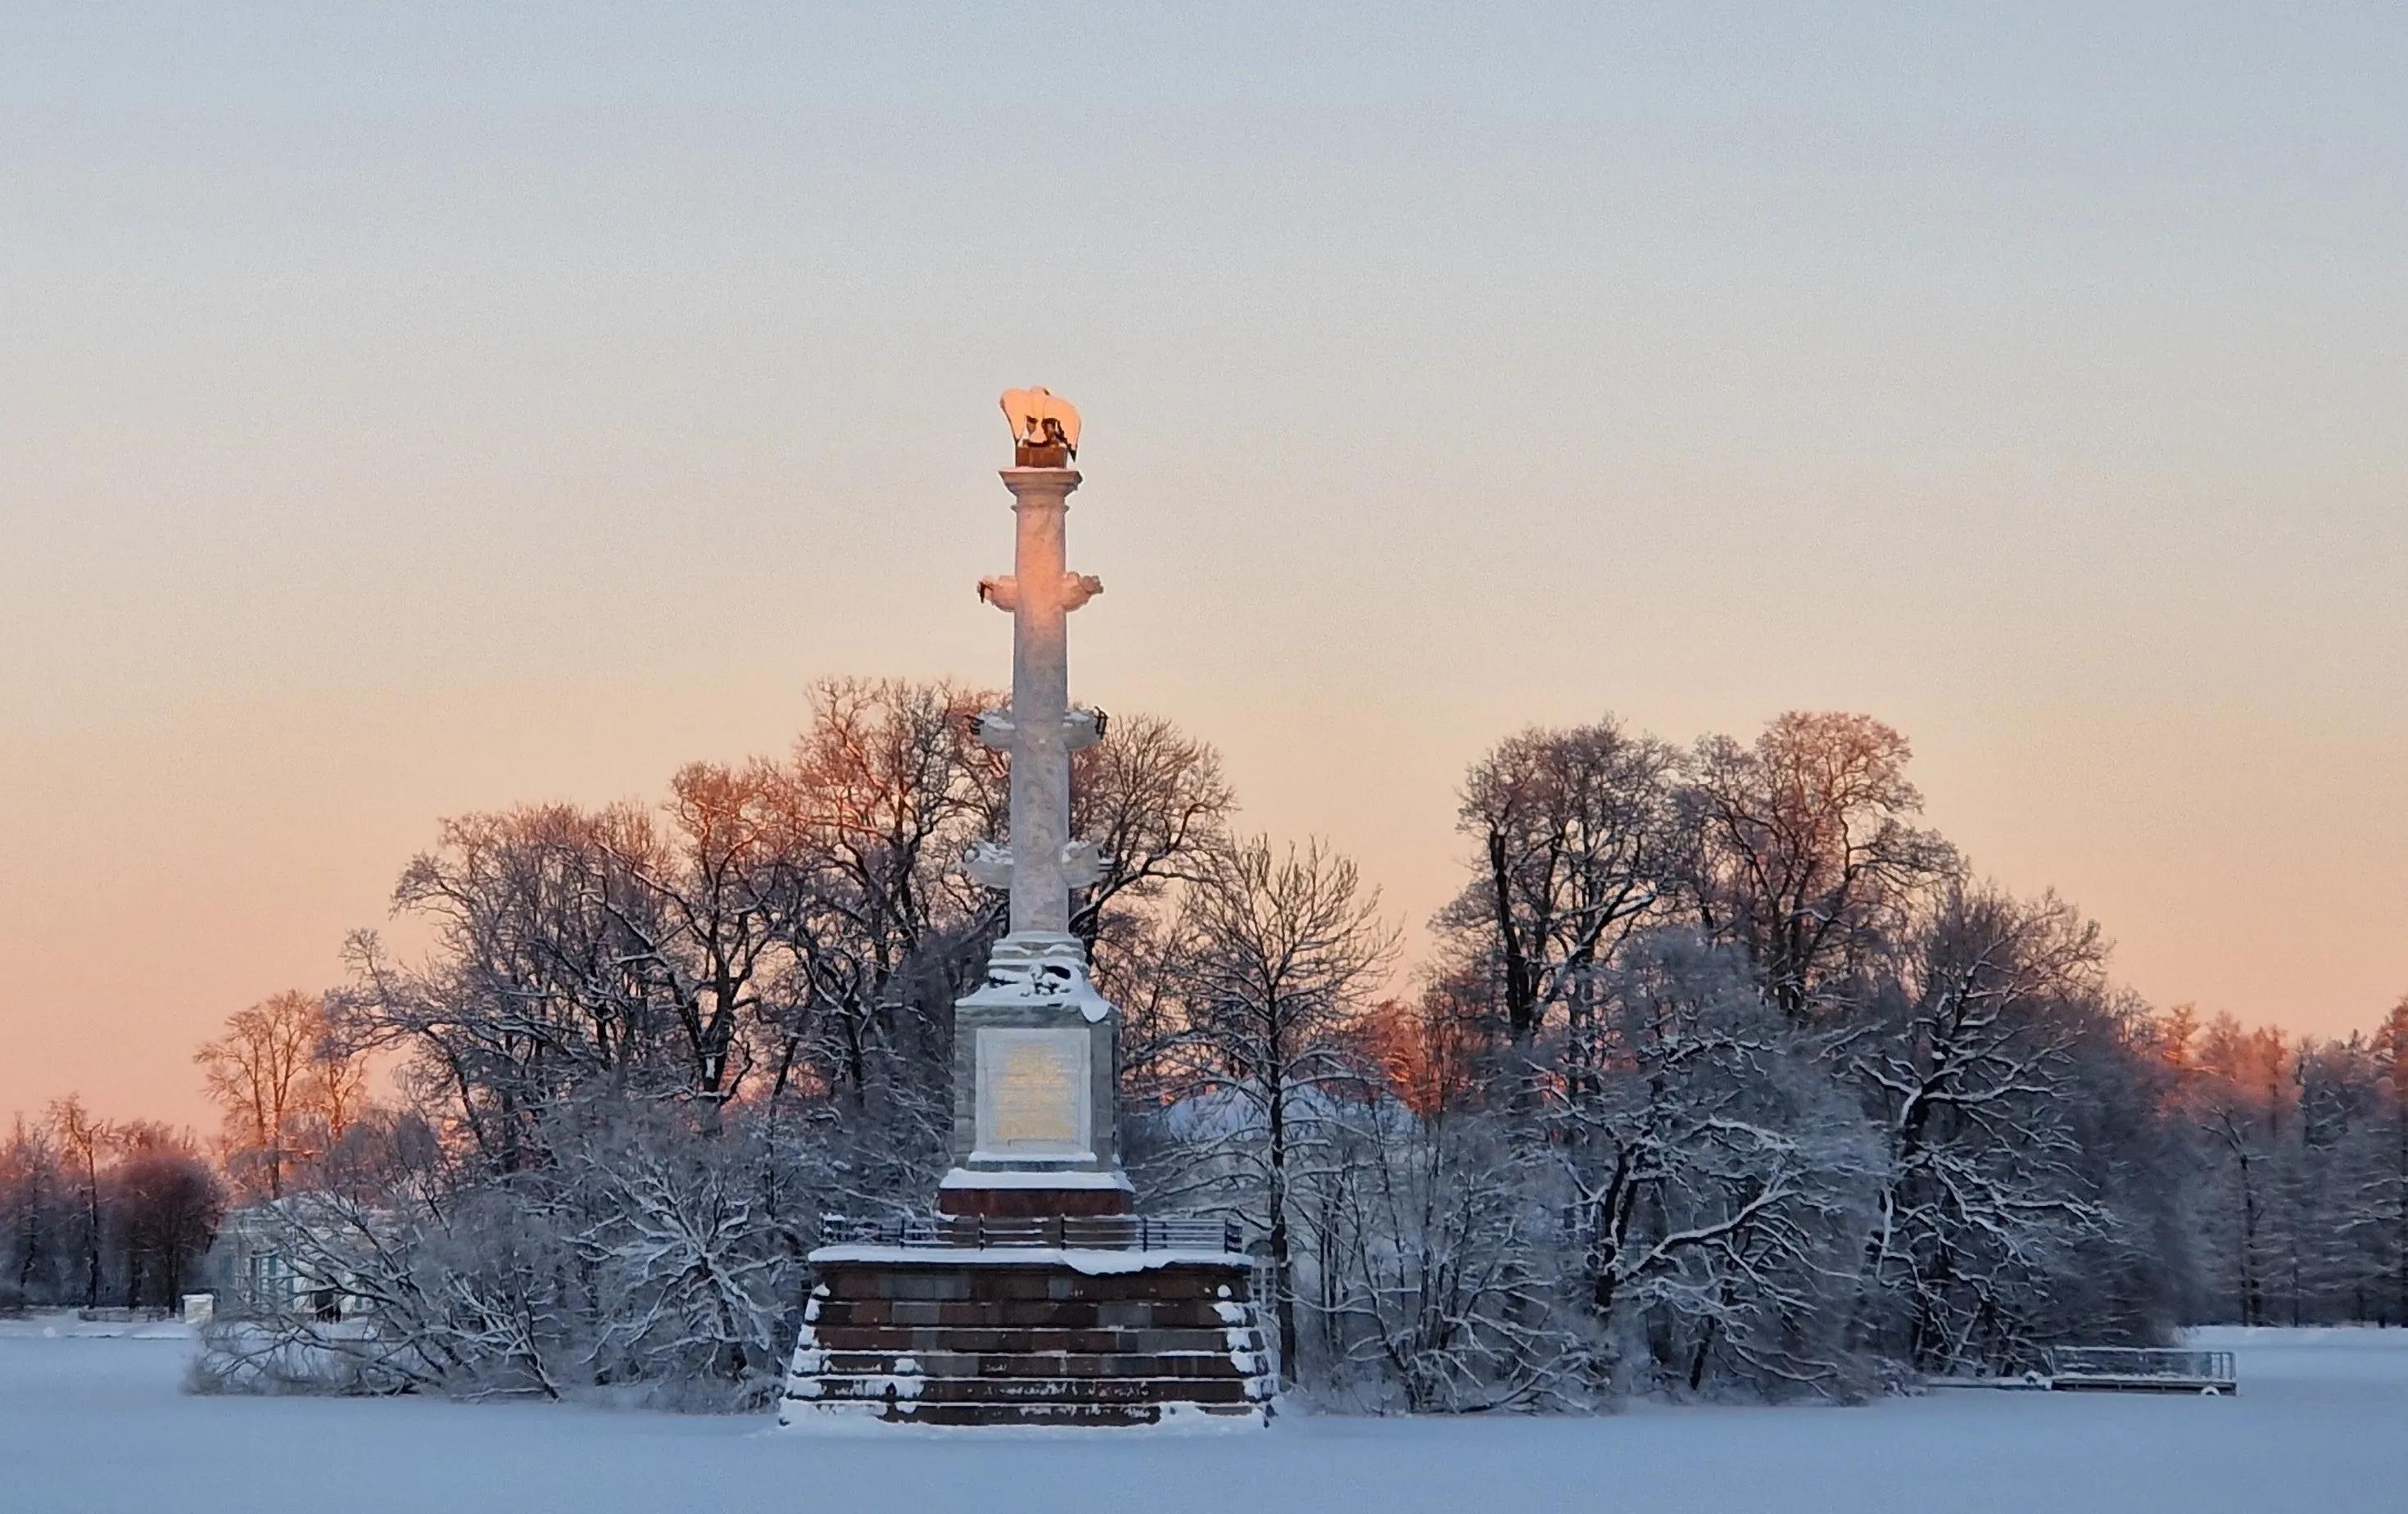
[196,688,2401,1410]
[106,1124,224,1311]
[2359,1000,2408,1324]
[197,1100,808,1406]
[1315,1089,1581,1411]
[1413,713,2200,1398]
[1844,886,2130,1372]
[1145,836,1397,1383]
[2179,1013,2300,1325]
[1560,931,1876,1398]
[0,1118,65,1309]
[2146,996,2408,1329]
[210,682,1232,1405]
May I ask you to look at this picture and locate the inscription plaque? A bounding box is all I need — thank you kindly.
[975,1027,1090,1157]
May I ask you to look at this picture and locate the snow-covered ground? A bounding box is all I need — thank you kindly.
[4,1319,2403,1514]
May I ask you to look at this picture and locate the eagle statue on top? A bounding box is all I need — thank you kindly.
[979,386,1101,613]
[1001,387,1081,466]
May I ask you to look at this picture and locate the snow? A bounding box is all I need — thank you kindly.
[939,1167,1136,1189]
[5,1319,2407,1513]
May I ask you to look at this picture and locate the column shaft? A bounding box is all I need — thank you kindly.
[1002,469,1079,935]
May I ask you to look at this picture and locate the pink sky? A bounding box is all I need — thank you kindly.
[4,7,2403,1128]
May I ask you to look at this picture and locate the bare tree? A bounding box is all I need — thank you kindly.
[47,1096,110,1308]
[1686,713,1958,1022]
[342,803,690,1172]
[1068,709,1236,964]
[1439,719,1682,1090]
[306,1038,372,1149]
[601,761,790,1109]
[1157,836,1398,1382]
[200,986,373,1199]
[755,678,1000,1105]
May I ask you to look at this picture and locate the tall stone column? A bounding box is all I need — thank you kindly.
[780,390,1269,1433]
[940,392,1129,1218]
[1001,465,1077,936]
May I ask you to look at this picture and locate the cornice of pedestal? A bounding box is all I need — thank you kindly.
[957,930,1115,1022]
[998,467,1083,492]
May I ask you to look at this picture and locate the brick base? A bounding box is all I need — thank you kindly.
[778,1254,1274,1428]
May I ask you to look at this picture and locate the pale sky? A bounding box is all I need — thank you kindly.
[4,4,2404,1130]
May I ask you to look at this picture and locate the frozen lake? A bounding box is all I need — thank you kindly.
[4,1320,2403,1514]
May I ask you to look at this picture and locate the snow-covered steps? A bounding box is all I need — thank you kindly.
[778,1249,1274,1429]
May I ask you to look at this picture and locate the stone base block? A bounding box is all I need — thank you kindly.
[936,1185,1132,1218]
[936,1164,1135,1219]
[778,1249,1273,1430]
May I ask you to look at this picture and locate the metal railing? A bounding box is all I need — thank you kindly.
[827,1213,1244,1253]
[2047,1347,2238,1389]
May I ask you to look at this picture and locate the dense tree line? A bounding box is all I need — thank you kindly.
[17,681,2401,1412]
[1173,710,2408,1407]
[2162,1002,2408,1328]
[0,1099,222,1314]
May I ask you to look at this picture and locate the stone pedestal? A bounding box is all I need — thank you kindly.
[938,932,1132,1217]
[780,1243,1272,1428]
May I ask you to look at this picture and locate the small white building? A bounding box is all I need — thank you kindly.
[201,1200,367,1321]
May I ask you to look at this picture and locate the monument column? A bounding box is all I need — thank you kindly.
[781,390,1270,1428]
[940,388,1130,1218]
[1001,465,1077,936]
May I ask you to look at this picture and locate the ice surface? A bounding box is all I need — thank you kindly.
[3,1318,2406,1514]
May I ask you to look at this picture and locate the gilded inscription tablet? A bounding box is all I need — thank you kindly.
[976,1028,1089,1154]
